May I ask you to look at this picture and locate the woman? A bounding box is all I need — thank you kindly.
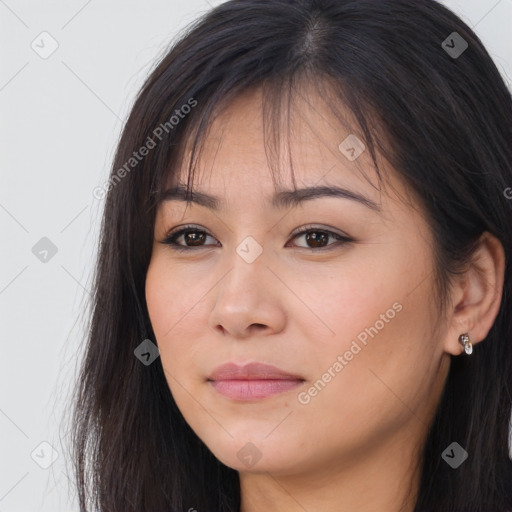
[70,0,512,510]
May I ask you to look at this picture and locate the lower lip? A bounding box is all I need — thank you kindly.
[209,379,304,400]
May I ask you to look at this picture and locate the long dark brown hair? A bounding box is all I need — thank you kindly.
[68,0,512,510]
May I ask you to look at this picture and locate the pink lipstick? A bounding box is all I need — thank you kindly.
[208,362,305,400]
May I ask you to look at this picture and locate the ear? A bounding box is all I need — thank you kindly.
[443,232,505,356]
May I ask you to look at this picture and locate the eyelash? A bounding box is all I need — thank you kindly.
[160,224,353,252]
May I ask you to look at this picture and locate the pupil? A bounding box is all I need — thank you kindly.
[307,231,327,248]
[185,231,206,246]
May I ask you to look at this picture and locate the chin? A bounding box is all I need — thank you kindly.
[204,435,299,474]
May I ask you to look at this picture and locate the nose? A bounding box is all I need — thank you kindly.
[207,249,287,339]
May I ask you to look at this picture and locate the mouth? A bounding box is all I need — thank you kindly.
[207,362,305,401]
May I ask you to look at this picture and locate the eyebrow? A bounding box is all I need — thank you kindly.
[160,184,380,211]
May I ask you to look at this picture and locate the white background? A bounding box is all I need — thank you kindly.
[1,1,511,510]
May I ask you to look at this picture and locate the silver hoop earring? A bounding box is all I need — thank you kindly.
[458,333,473,355]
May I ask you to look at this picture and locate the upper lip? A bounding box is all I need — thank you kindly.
[208,362,304,381]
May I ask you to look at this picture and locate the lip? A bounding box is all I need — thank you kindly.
[208,362,305,401]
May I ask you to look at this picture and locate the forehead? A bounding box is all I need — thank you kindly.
[172,86,379,191]
[160,85,424,225]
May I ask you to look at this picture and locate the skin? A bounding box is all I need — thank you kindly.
[145,85,505,512]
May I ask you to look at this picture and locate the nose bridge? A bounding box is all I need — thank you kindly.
[208,239,286,337]
[218,238,269,306]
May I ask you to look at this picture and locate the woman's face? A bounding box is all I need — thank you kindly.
[145,87,450,477]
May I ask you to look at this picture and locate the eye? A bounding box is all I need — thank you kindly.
[160,224,219,251]
[159,224,353,251]
[287,225,353,250]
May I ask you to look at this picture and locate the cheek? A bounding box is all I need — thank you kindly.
[145,258,203,372]
[305,286,437,439]
[292,248,439,423]
[284,248,418,356]
[289,303,437,470]
[145,250,209,335]
[145,286,204,427]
